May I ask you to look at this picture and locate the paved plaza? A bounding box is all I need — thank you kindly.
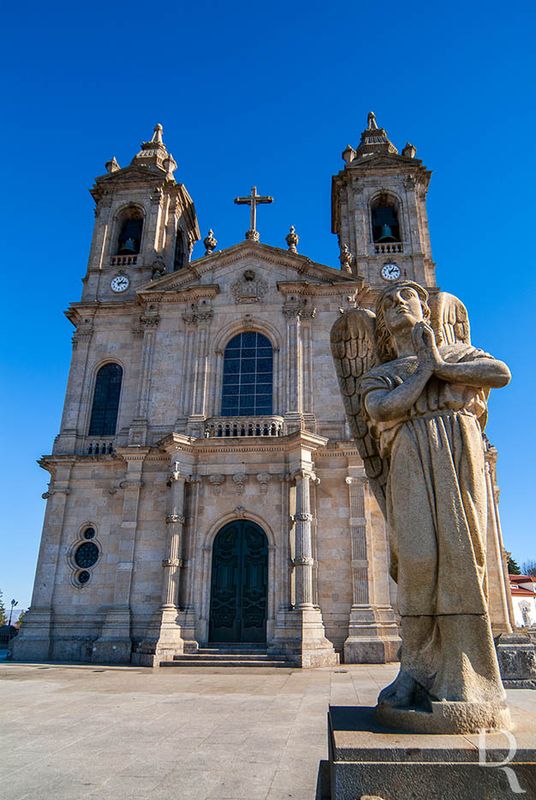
[1,662,535,800]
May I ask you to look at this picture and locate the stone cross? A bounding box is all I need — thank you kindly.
[234,186,273,242]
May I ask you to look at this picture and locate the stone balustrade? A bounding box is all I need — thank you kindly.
[111,254,138,267]
[373,241,404,254]
[86,438,115,455]
[204,415,284,438]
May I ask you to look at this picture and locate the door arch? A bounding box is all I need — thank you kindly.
[209,520,268,643]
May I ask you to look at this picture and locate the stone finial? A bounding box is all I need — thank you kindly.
[339,244,353,273]
[402,142,417,159]
[105,156,120,173]
[151,123,164,144]
[163,153,177,176]
[286,225,299,253]
[204,229,217,255]
[367,111,379,130]
[342,144,356,164]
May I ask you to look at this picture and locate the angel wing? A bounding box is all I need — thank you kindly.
[430,291,471,346]
[430,290,491,429]
[330,308,388,514]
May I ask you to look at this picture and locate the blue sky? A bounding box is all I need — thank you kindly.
[1,1,535,610]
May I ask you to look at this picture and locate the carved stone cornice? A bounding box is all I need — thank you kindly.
[182,300,214,326]
[162,557,183,568]
[282,297,316,319]
[232,472,248,494]
[71,318,94,348]
[165,513,185,525]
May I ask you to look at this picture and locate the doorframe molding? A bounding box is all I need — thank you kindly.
[199,511,277,645]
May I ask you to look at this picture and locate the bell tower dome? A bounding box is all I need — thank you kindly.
[331,112,436,289]
[82,124,201,303]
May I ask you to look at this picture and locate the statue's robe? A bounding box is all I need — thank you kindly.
[361,343,505,704]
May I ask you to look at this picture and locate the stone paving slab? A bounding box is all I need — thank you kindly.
[0,662,534,800]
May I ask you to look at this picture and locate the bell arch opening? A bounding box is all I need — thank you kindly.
[209,519,268,643]
[370,193,401,243]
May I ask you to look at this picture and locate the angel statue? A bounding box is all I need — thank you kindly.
[331,280,511,733]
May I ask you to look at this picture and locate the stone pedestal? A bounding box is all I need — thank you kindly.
[10,608,53,661]
[344,605,400,664]
[496,632,536,688]
[328,705,536,800]
[270,607,339,668]
[91,607,132,664]
[132,607,185,667]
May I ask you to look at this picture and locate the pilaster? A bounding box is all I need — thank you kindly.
[484,448,514,634]
[92,448,148,664]
[12,458,75,661]
[270,432,338,667]
[343,471,400,664]
[129,308,160,446]
[133,435,195,666]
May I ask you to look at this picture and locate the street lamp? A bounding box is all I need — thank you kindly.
[8,599,18,627]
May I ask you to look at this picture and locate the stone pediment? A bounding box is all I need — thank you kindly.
[138,241,360,297]
[91,164,171,201]
[345,152,423,171]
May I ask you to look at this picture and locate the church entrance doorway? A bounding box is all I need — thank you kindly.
[209,520,268,643]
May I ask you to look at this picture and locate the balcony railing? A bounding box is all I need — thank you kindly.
[204,416,285,438]
[86,439,115,455]
[373,242,404,254]
[111,254,138,267]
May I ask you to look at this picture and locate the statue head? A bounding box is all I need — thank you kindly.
[375,280,431,362]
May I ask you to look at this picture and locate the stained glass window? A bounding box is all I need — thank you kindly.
[78,570,90,585]
[221,333,273,416]
[74,542,99,569]
[88,364,123,436]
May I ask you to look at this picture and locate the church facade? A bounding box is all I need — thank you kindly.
[14,115,514,667]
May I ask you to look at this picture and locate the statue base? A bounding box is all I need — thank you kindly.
[375,699,512,735]
[328,705,535,800]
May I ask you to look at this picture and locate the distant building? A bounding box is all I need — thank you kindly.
[510,575,536,628]
[13,115,515,666]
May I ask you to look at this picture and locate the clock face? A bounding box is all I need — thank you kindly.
[111,274,130,293]
[381,262,401,281]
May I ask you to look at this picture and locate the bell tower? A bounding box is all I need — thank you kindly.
[331,112,436,289]
[82,124,200,303]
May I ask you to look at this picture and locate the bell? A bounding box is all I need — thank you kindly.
[120,237,136,254]
[378,223,395,242]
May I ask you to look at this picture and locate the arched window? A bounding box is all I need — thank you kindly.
[221,332,273,416]
[88,364,123,436]
[173,230,187,271]
[371,195,401,243]
[115,207,143,255]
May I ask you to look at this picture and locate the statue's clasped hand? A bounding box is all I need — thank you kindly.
[412,321,443,374]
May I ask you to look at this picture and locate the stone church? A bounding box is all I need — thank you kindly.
[14,114,515,667]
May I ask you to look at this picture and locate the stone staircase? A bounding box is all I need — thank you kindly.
[160,644,292,668]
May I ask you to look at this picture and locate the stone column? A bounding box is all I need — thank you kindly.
[12,458,75,661]
[161,464,187,608]
[293,469,315,609]
[343,472,401,664]
[129,309,160,446]
[92,449,148,664]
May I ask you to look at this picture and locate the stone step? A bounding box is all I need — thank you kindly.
[177,652,286,661]
[161,657,291,668]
